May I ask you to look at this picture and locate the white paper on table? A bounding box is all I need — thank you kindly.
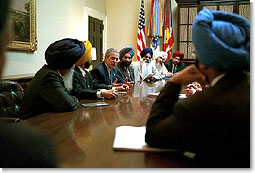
[113,126,179,152]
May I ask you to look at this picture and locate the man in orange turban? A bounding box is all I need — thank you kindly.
[71,41,119,100]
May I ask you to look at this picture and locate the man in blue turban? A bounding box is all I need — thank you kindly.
[116,46,135,83]
[19,38,86,120]
[146,9,250,168]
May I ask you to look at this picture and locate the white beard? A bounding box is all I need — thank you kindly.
[62,68,74,92]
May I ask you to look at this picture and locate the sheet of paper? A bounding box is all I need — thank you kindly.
[147,93,187,99]
[113,126,178,152]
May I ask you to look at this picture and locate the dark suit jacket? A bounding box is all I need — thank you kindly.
[164,60,185,73]
[0,122,57,168]
[19,65,79,120]
[90,62,125,85]
[145,72,250,168]
[70,66,109,100]
[116,62,135,82]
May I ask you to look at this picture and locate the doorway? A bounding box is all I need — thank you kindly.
[89,16,104,67]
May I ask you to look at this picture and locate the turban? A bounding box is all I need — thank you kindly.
[45,38,86,70]
[156,51,168,60]
[192,9,250,71]
[0,0,10,39]
[75,41,92,65]
[119,46,135,60]
[173,51,184,60]
[141,48,153,58]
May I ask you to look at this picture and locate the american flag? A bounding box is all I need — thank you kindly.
[163,0,174,61]
[137,0,146,61]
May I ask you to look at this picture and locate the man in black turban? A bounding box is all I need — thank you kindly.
[0,0,57,168]
[146,9,250,168]
[116,46,135,83]
[19,38,85,120]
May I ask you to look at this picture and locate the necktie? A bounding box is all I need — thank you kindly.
[126,68,131,81]
[172,64,176,74]
[110,69,113,84]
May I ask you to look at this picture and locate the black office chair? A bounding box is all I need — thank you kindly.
[0,80,24,122]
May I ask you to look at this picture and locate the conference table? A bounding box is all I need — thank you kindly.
[23,80,196,168]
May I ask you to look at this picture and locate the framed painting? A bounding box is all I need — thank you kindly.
[7,0,37,51]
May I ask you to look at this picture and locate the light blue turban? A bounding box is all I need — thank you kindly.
[192,9,250,71]
[119,46,135,60]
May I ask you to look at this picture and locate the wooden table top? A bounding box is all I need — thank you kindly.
[22,81,195,168]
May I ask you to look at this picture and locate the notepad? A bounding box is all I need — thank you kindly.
[113,126,196,158]
[147,93,187,99]
[81,102,109,108]
[113,126,178,152]
[143,73,154,81]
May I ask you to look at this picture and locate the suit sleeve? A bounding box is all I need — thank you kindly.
[40,73,79,112]
[90,70,110,89]
[90,68,104,84]
[70,72,97,100]
[145,81,200,150]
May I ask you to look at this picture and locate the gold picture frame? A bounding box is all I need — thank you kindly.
[7,0,37,52]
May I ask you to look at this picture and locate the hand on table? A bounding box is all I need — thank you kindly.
[102,91,119,99]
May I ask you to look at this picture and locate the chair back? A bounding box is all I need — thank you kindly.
[0,81,24,121]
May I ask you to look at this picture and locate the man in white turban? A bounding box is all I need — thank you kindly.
[154,51,172,79]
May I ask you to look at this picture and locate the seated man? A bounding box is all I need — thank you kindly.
[116,46,135,84]
[71,41,118,100]
[164,50,185,76]
[19,38,83,120]
[154,51,172,79]
[0,0,57,168]
[145,9,250,167]
[90,48,129,91]
[136,48,161,81]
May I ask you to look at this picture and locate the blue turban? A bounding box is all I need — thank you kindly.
[45,38,86,70]
[141,48,153,58]
[119,46,135,60]
[192,9,250,71]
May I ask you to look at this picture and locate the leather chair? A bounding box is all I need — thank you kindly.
[0,80,24,122]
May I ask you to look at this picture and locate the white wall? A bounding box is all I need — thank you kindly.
[3,0,87,79]
[85,0,106,14]
[3,0,177,78]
